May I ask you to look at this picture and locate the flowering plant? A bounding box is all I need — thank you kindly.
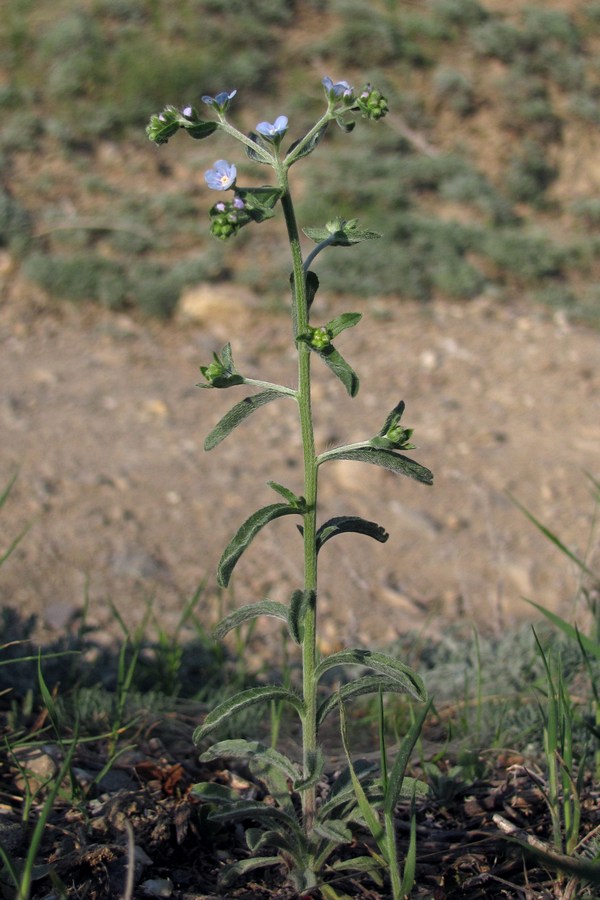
[147,76,433,897]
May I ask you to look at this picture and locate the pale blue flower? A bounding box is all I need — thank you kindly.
[322,76,354,99]
[204,160,237,191]
[256,115,288,138]
[201,90,237,112]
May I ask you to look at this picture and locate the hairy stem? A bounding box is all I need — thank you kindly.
[277,161,319,835]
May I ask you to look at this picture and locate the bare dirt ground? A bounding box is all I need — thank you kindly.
[1,279,599,657]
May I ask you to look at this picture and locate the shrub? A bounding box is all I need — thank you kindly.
[0,188,33,256]
[480,230,567,282]
[570,198,600,226]
[504,141,558,207]
[429,0,488,27]
[470,20,522,62]
[23,253,130,308]
[432,67,477,116]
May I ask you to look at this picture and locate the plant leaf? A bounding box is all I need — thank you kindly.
[316,516,389,553]
[319,446,433,485]
[312,345,359,397]
[524,599,600,661]
[245,132,272,164]
[316,675,417,728]
[305,269,320,311]
[384,700,432,814]
[213,599,290,640]
[204,390,286,450]
[193,685,304,744]
[218,502,305,587]
[339,701,385,851]
[191,781,240,804]
[302,225,381,246]
[315,649,427,701]
[293,747,325,792]
[268,481,305,507]
[186,121,219,140]
[199,739,300,781]
[313,819,352,844]
[326,312,362,338]
[218,856,282,890]
[285,123,328,165]
[288,589,315,645]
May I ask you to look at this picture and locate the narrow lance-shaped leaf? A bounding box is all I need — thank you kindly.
[314,345,360,398]
[213,599,290,640]
[193,685,305,744]
[268,481,305,507]
[315,649,427,702]
[315,516,389,553]
[305,270,319,311]
[199,739,300,783]
[217,501,306,587]
[316,675,417,728]
[524,599,600,661]
[339,700,385,848]
[318,445,433,485]
[327,312,362,338]
[288,589,315,645]
[204,390,288,450]
[218,857,282,891]
[384,700,432,814]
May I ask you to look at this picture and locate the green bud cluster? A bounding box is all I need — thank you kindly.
[356,86,389,121]
[209,202,250,241]
[385,424,415,450]
[309,326,332,350]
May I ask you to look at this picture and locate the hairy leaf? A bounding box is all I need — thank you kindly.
[315,650,426,701]
[199,739,300,782]
[245,132,272,164]
[218,502,305,587]
[312,345,359,397]
[193,685,304,744]
[288,589,315,645]
[319,445,433,485]
[218,856,282,890]
[213,600,290,639]
[268,481,305,507]
[186,121,219,140]
[305,270,320,310]
[327,312,362,338]
[293,747,325,792]
[313,818,352,844]
[204,391,286,450]
[285,123,328,165]
[316,516,389,552]
[316,675,417,728]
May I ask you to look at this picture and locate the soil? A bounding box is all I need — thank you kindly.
[1,280,599,655]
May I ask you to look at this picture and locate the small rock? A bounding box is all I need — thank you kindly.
[141,878,174,897]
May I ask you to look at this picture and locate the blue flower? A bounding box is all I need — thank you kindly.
[256,115,288,138]
[201,90,237,112]
[322,76,354,100]
[204,160,237,191]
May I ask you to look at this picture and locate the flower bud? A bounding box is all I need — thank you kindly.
[356,85,389,121]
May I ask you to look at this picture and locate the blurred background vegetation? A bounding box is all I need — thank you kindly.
[2,0,600,323]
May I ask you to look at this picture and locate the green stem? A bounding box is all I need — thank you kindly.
[276,160,319,835]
